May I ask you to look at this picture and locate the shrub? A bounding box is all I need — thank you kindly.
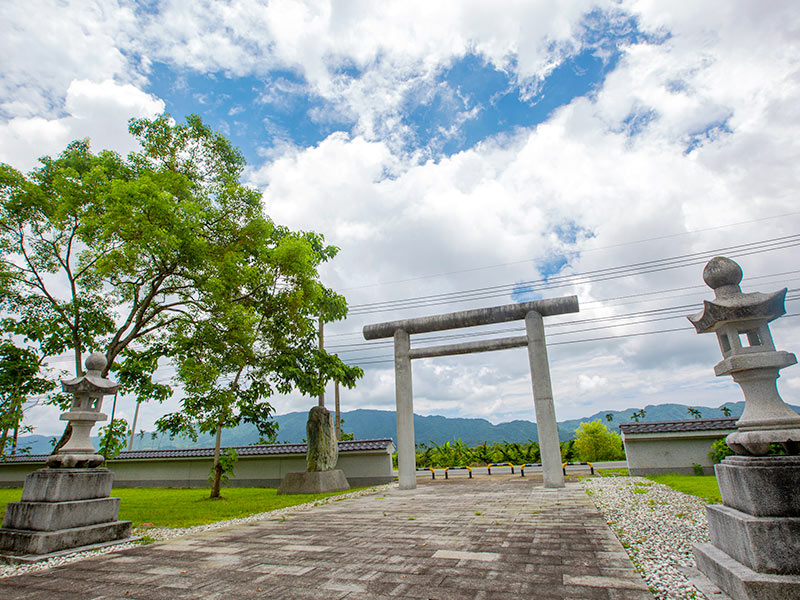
[709,438,734,463]
[709,437,787,464]
[574,420,626,462]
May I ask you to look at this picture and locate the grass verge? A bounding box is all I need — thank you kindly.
[595,467,629,477]
[645,473,722,503]
[0,486,367,528]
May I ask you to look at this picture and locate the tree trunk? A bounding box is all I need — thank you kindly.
[51,423,72,454]
[0,428,9,455]
[211,462,223,499]
[210,422,223,499]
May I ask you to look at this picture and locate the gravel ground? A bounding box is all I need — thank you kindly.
[0,484,391,580]
[582,475,711,600]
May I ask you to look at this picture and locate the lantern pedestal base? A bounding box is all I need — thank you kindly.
[277,470,350,494]
[694,542,800,600]
[46,452,105,468]
[694,456,800,599]
[0,468,131,558]
[715,455,800,517]
[705,504,800,574]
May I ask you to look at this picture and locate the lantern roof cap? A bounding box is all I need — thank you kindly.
[688,257,787,333]
[703,256,743,296]
[61,352,119,393]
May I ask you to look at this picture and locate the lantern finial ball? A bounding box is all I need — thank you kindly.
[703,256,743,292]
[85,352,107,374]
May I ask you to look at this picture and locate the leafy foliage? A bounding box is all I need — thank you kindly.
[560,439,579,462]
[98,417,129,460]
[0,114,362,490]
[573,420,626,461]
[709,437,787,463]
[414,439,542,468]
[708,438,734,463]
[0,341,55,455]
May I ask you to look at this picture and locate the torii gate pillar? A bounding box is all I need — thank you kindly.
[525,311,563,489]
[365,296,579,490]
[394,328,416,490]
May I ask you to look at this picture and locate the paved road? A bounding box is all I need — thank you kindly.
[0,477,653,599]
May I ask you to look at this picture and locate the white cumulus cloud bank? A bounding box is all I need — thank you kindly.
[3,1,800,434]
[254,0,800,422]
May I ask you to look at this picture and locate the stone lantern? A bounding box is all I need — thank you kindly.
[0,353,132,559]
[688,256,800,454]
[47,352,119,468]
[688,257,800,599]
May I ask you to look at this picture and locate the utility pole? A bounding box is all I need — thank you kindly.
[318,317,325,407]
[335,379,341,440]
[128,401,141,451]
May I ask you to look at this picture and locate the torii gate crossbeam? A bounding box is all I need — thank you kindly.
[363,295,579,490]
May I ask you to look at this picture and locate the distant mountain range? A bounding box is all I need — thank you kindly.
[17,400,798,454]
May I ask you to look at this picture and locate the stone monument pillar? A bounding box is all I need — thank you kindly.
[0,353,132,560]
[688,257,800,599]
[277,405,350,494]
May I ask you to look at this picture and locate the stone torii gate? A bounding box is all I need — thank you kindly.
[363,295,579,490]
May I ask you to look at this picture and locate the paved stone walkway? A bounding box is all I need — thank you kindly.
[0,477,653,599]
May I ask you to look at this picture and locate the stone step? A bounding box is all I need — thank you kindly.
[21,468,114,502]
[694,542,800,600]
[0,520,132,556]
[3,497,121,532]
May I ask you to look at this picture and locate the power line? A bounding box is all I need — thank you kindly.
[342,308,800,367]
[346,234,800,315]
[324,268,800,339]
[338,211,800,291]
[327,286,800,354]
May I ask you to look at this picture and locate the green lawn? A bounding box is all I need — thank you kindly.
[0,486,365,528]
[645,473,722,503]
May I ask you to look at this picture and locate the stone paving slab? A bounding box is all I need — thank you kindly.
[0,478,654,599]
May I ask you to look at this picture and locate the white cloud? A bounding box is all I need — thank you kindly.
[0,80,164,172]
[0,0,139,119]
[578,374,607,392]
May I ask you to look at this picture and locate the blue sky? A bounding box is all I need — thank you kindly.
[143,8,655,164]
[146,62,356,163]
[2,0,800,434]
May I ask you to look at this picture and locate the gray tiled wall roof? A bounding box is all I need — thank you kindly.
[619,418,737,435]
[0,438,394,464]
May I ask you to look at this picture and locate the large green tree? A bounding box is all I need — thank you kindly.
[0,114,360,460]
[156,232,363,497]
